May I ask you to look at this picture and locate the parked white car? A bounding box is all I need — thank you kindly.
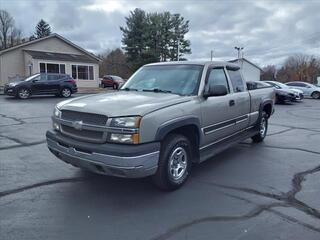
[286,81,320,99]
[265,81,303,101]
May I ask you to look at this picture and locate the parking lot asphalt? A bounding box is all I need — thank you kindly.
[0,94,319,240]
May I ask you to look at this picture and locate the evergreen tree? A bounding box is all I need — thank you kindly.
[120,9,191,69]
[35,19,51,38]
[168,14,191,61]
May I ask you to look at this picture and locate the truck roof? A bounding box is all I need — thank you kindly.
[145,61,240,69]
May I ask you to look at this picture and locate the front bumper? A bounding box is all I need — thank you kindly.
[4,86,16,96]
[46,130,160,178]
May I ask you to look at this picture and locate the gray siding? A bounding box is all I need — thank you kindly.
[0,36,99,87]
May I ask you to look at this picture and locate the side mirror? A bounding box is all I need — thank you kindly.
[203,85,228,98]
[32,79,38,83]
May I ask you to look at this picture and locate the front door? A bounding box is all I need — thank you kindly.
[30,74,48,94]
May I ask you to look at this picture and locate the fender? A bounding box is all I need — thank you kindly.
[259,100,274,117]
[154,116,202,142]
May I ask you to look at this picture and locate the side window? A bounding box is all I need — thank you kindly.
[207,68,229,92]
[47,75,59,81]
[227,70,245,92]
[39,74,47,81]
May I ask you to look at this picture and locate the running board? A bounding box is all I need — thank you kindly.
[199,127,258,163]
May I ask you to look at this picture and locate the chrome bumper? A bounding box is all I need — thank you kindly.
[46,131,159,178]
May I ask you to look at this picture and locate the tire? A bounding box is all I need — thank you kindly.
[60,87,72,98]
[101,83,105,88]
[17,88,31,99]
[152,134,192,191]
[311,91,320,99]
[252,111,268,143]
[113,83,118,90]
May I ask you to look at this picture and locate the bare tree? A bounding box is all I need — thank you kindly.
[261,65,277,80]
[99,48,134,79]
[0,9,14,50]
[276,54,320,83]
[9,27,22,47]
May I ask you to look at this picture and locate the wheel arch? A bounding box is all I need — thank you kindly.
[259,100,273,118]
[155,117,202,163]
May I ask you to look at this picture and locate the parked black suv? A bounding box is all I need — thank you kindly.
[4,73,77,99]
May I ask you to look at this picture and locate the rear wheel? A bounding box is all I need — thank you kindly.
[17,88,30,99]
[311,91,320,99]
[252,111,268,143]
[60,87,71,98]
[113,83,118,90]
[152,134,192,191]
[101,83,105,88]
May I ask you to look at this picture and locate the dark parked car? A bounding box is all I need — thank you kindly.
[101,75,125,89]
[264,81,296,103]
[4,73,77,99]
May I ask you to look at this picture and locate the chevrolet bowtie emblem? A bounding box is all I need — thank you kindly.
[72,120,83,130]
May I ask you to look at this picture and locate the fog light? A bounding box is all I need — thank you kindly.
[53,122,60,131]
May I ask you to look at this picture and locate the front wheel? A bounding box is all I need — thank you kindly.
[152,134,192,191]
[113,83,118,90]
[252,111,268,143]
[17,88,31,99]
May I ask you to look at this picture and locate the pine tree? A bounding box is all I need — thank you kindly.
[120,9,191,69]
[168,14,191,61]
[35,19,51,38]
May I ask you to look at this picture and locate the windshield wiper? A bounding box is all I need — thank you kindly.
[121,87,138,91]
[142,88,172,94]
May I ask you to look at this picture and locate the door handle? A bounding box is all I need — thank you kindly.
[229,100,235,106]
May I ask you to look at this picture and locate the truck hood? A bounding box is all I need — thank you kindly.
[57,91,192,117]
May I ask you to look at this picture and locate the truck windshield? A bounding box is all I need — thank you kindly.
[122,64,203,96]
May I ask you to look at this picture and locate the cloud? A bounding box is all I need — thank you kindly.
[1,0,319,67]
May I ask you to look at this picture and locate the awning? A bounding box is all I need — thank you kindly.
[24,50,98,64]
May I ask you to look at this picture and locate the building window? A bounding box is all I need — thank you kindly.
[60,64,65,74]
[39,63,66,74]
[40,63,46,73]
[47,63,60,73]
[71,65,94,80]
[72,65,77,79]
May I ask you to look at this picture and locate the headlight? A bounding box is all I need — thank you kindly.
[109,116,141,144]
[110,133,139,144]
[54,107,61,118]
[110,116,141,128]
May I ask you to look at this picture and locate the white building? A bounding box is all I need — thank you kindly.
[229,58,262,82]
[0,34,101,88]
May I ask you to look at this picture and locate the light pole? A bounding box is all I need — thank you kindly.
[177,39,180,61]
[234,46,244,59]
[210,50,213,61]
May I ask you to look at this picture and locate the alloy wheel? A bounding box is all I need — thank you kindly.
[168,146,188,181]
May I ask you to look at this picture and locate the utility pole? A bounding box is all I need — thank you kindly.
[234,46,244,59]
[210,50,213,61]
[177,39,180,61]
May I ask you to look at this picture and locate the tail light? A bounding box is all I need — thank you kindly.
[66,79,76,84]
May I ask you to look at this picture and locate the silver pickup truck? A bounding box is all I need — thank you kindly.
[46,61,275,190]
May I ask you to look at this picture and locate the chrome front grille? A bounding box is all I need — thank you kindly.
[61,110,108,126]
[60,110,108,143]
[61,125,104,142]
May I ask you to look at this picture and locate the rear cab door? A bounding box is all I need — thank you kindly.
[226,66,251,132]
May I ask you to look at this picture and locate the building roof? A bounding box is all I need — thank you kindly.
[229,58,263,71]
[0,33,101,62]
[24,50,98,63]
